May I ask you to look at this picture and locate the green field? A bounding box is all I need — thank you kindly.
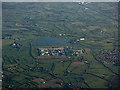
[2,2,119,88]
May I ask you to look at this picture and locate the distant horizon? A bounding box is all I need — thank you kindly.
[1,0,119,2]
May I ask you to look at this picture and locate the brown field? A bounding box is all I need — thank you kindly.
[32,78,46,84]
[82,29,87,31]
[8,28,28,31]
[71,22,83,26]
[15,23,29,27]
[32,78,63,88]
[88,26,100,30]
[8,28,19,30]
[103,28,107,31]
[37,56,67,59]
[109,20,118,25]
[71,62,84,66]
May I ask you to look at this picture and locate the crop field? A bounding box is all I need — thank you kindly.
[2,2,119,88]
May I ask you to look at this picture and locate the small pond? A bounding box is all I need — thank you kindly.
[33,36,71,46]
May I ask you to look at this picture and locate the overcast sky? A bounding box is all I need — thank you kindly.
[1,0,119,2]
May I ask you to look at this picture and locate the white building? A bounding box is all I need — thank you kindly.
[80,38,85,40]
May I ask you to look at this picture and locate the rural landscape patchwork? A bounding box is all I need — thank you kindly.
[2,2,119,88]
